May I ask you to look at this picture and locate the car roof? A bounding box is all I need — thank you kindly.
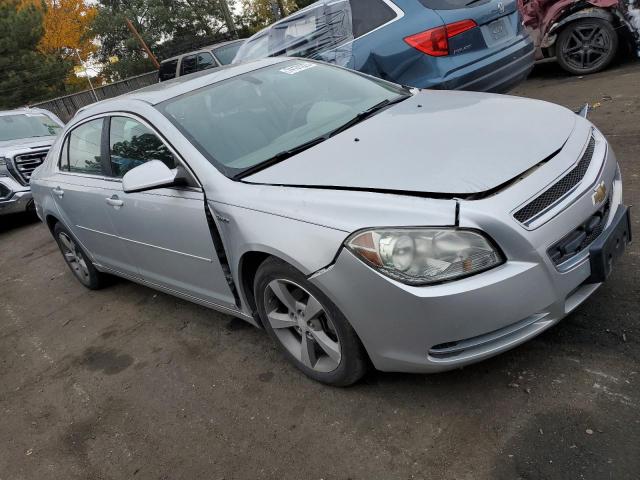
[76,57,291,117]
[160,38,246,64]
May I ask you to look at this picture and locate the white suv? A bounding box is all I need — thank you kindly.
[0,108,63,216]
[158,39,245,82]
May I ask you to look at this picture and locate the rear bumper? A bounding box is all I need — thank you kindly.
[0,177,33,215]
[433,36,535,93]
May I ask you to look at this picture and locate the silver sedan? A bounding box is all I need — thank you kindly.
[30,58,630,386]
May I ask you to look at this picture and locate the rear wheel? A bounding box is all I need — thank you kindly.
[556,18,618,75]
[53,223,107,290]
[254,258,368,386]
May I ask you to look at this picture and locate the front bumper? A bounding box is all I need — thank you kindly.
[311,122,625,374]
[0,177,33,216]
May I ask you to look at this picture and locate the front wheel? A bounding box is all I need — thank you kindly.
[254,258,368,386]
[556,18,618,75]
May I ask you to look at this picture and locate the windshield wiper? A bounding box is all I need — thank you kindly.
[234,135,329,179]
[328,94,411,138]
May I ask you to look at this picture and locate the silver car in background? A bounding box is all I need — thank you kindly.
[1,108,63,215]
[30,59,630,386]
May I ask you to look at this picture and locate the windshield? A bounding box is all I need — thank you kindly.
[213,41,244,65]
[0,113,62,142]
[157,60,409,178]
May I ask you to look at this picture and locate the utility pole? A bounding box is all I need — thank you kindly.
[125,18,160,70]
[218,0,237,38]
[73,49,99,102]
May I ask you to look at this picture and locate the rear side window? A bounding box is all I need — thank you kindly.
[416,0,471,10]
[212,42,243,65]
[180,55,198,76]
[349,0,396,37]
[159,59,178,81]
[65,119,104,175]
[196,52,216,71]
[109,116,176,178]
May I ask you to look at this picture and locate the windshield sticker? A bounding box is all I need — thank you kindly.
[279,62,317,75]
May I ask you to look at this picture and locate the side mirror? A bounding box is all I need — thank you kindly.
[122,160,178,193]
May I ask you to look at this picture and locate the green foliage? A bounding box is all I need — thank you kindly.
[0,0,71,109]
[238,0,300,33]
[294,0,315,8]
[92,0,236,81]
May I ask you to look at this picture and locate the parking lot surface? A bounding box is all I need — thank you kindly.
[1,62,639,480]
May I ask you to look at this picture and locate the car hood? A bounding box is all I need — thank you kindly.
[244,91,577,195]
[0,136,57,155]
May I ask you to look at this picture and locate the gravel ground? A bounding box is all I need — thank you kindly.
[1,60,639,480]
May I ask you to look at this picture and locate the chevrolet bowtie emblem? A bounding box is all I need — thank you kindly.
[592,181,607,205]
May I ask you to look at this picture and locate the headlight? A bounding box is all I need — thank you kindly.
[0,157,7,177]
[345,228,504,285]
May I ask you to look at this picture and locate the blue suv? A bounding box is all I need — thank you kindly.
[234,0,535,93]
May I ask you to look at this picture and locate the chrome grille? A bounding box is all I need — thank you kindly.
[12,150,48,184]
[514,135,596,225]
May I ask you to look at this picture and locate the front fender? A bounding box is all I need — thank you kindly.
[212,200,348,277]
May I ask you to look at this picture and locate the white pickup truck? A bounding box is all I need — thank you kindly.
[0,108,63,216]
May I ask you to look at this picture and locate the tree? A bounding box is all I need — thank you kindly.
[294,0,314,9]
[38,0,97,58]
[239,0,298,32]
[0,0,71,109]
[92,0,236,80]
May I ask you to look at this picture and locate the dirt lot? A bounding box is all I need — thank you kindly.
[1,61,639,480]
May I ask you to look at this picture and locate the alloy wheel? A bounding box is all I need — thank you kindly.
[58,232,90,284]
[263,279,341,373]
[560,23,613,72]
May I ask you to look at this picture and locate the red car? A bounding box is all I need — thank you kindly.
[520,0,640,74]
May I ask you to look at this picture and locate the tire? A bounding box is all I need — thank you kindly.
[53,222,108,290]
[254,258,368,386]
[556,18,618,75]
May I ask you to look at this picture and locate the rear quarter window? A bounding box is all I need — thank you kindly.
[349,0,396,38]
[416,0,473,10]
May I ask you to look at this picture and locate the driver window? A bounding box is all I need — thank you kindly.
[109,116,176,178]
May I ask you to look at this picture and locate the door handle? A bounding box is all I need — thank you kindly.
[52,186,64,198]
[105,195,124,208]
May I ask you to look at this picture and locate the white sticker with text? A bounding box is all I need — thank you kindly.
[279,62,317,75]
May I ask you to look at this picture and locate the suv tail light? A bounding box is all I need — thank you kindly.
[404,20,477,56]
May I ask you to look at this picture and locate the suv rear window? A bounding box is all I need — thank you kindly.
[159,59,178,81]
[350,0,396,38]
[212,42,244,65]
[417,0,475,10]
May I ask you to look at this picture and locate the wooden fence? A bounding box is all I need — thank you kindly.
[30,71,159,122]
